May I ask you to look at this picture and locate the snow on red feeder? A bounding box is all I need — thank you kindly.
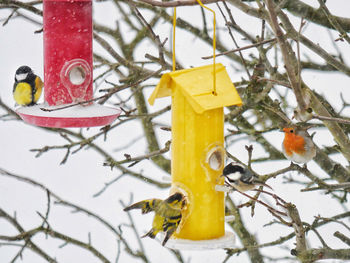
[17,0,120,128]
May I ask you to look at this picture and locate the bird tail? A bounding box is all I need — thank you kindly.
[141,228,157,239]
[123,201,145,211]
[142,227,176,246]
[123,199,158,214]
[252,179,273,190]
[162,228,176,246]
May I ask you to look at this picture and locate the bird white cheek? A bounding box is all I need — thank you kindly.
[16,73,28,81]
[226,171,242,181]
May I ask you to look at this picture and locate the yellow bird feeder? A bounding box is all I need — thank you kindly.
[149,63,242,249]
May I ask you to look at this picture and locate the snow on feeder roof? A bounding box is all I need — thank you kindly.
[16,0,120,128]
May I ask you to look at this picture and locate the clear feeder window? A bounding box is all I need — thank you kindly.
[69,65,86,85]
[206,146,224,171]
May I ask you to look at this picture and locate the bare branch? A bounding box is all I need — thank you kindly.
[133,0,222,7]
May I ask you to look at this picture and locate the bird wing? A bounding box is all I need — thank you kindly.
[34,76,43,103]
[123,199,162,214]
[13,81,17,93]
[161,213,182,246]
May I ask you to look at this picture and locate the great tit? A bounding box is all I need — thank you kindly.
[222,162,272,192]
[123,192,186,246]
[13,66,43,106]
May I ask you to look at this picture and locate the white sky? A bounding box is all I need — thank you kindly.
[1,1,350,262]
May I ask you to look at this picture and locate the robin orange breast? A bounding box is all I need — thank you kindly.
[282,127,316,164]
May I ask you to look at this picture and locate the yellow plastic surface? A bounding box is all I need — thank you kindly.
[171,85,225,240]
[149,64,242,241]
[148,64,242,114]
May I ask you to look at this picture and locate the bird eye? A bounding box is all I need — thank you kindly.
[290,129,294,133]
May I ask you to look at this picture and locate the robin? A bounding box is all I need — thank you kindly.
[282,127,316,164]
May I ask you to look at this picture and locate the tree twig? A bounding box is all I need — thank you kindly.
[202,38,276,59]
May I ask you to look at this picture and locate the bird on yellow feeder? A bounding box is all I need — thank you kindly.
[123,192,186,246]
[221,162,272,192]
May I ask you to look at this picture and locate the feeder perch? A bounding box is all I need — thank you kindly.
[16,0,120,128]
[149,63,242,249]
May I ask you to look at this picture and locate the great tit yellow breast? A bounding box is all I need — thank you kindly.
[13,76,43,106]
[13,82,33,106]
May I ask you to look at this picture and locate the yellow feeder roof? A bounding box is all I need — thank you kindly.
[148,63,242,114]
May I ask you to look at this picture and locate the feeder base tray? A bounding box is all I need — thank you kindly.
[163,231,235,250]
[17,104,121,128]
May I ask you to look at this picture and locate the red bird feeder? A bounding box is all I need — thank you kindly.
[17,0,120,128]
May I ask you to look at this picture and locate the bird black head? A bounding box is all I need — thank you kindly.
[221,162,249,185]
[165,192,185,204]
[222,162,244,177]
[15,66,34,82]
[222,162,273,189]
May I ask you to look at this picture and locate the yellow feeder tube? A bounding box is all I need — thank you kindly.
[148,64,242,242]
[172,86,225,240]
